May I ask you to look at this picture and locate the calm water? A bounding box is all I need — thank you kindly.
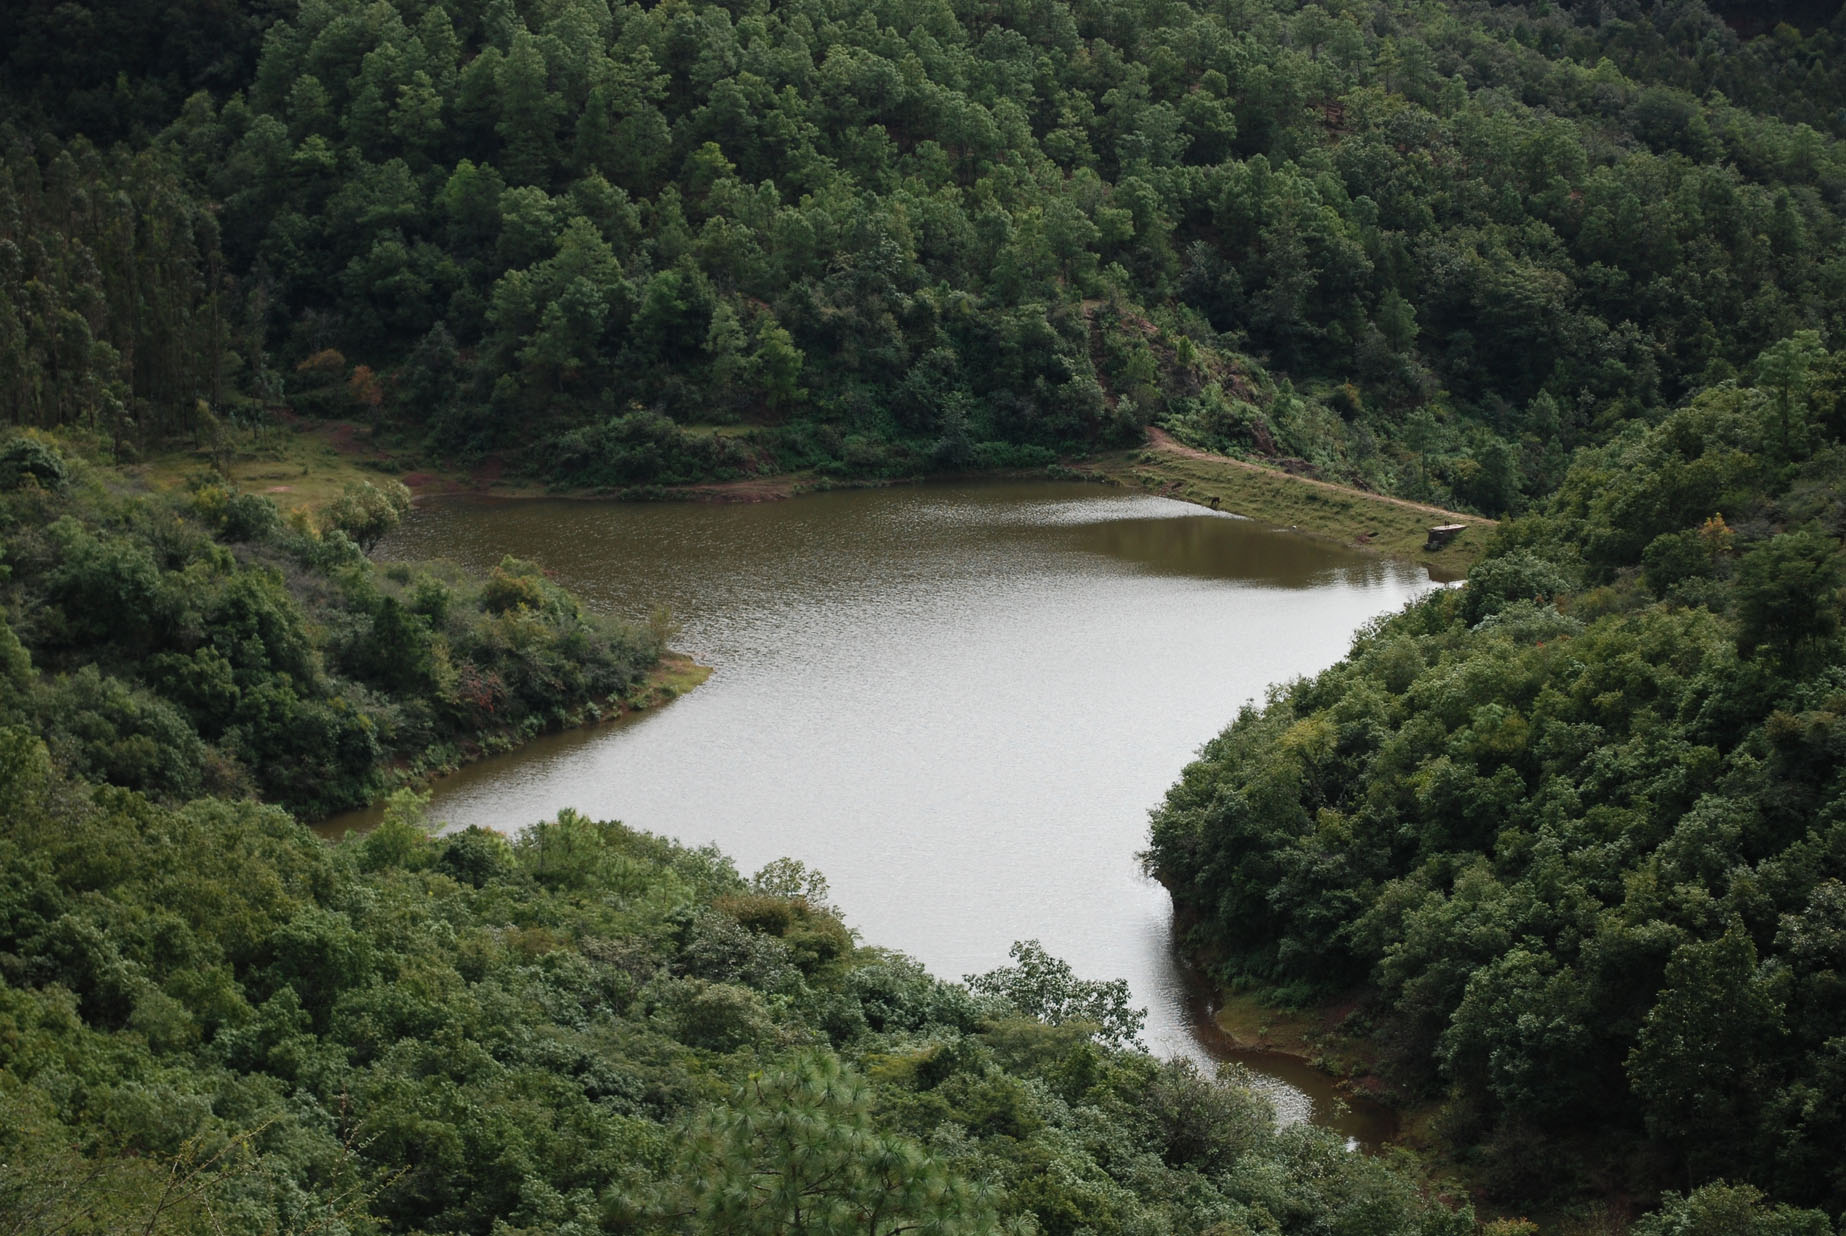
[333,480,1439,1142]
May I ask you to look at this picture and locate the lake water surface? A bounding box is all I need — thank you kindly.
[333,480,1441,1142]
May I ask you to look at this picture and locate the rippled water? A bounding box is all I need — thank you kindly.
[332,480,1440,1141]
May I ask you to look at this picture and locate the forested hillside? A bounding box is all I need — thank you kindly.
[1147,345,1846,1222]
[2,736,1493,1235]
[8,0,1846,1228]
[0,447,1501,1235]
[6,0,1846,508]
[0,436,664,816]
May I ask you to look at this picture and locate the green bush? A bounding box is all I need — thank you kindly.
[550,413,756,487]
[0,437,70,491]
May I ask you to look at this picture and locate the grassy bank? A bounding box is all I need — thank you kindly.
[1210,988,1417,1115]
[1082,432,1493,577]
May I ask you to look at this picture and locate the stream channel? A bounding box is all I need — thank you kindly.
[328,479,1444,1147]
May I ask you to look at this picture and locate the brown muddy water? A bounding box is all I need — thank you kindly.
[330,480,1439,1146]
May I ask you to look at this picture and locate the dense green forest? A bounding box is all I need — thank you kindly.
[9,0,1846,1228]
[1,735,1491,1236]
[0,445,1500,1235]
[0,436,663,816]
[5,0,1846,508]
[1147,346,1846,1224]
[0,440,1476,1234]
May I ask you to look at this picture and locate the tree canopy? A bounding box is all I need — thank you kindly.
[0,436,659,816]
[7,0,1846,510]
[1147,345,1846,1219]
[0,443,1482,1231]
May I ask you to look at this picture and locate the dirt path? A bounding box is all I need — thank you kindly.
[1143,428,1493,526]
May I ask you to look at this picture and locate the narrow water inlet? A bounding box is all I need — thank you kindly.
[1166,943,1399,1149]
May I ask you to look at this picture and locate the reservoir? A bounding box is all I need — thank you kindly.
[336,479,1441,1142]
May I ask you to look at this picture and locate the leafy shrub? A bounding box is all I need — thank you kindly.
[436,825,514,887]
[550,412,755,486]
[1458,550,1575,626]
[319,479,411,552]
[0,437,70,491]
[966,940,1147,1048]
[39,666,205,798]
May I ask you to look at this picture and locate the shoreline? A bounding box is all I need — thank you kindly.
[1168,897,1413,1151]
[401,451,1491,579]
[135,417,1490,579]
[316,652,712,834]
[148,419,1468,1140]
[1080,429,1492,577]
[1172,950,1404,1150]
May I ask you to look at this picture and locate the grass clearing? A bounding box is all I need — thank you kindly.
[680,423,760,438]
[125,420,409,514]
